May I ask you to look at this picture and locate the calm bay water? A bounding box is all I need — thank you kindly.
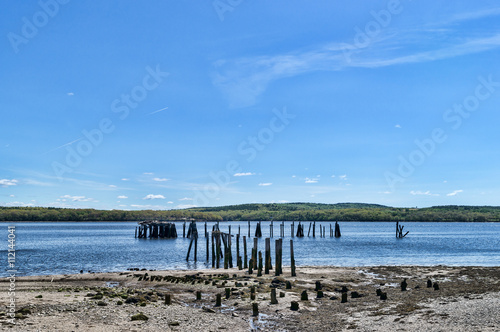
[2,221,499,277]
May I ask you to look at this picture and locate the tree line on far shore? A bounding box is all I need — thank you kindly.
[1,203,500,222]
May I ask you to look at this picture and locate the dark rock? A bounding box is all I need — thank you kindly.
[131,313,148,321]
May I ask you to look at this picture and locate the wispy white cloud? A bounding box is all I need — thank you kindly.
[213,8,500,108]
[410,190,439,196]
[117,195,128,199]
[395,124,402,129]
[149,106,168,115]
[3,201,35,207]
[43,138,83,154]
[153,177,169,182]
[143,194,166,200]
[447,189,463,196]
[59,195,95,202]
[305,177,318,184]
[121,178,130,181]
[0,179,18,187]
[143,172,154,175]
[234,172,255,177]
[179,197,193,201]
[259,182,272,186]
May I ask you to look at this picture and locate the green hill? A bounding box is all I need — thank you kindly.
[1,203,499,222]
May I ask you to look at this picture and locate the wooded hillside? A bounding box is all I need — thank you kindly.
[1,203,500,222]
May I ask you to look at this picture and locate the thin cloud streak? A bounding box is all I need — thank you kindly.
[213,7,500,108]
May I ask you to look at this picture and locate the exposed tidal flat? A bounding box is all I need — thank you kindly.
[2,266,499,331]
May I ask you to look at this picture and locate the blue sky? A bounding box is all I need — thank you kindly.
[1,0,500,210]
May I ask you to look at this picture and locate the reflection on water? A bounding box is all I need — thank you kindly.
[1,221,499,277]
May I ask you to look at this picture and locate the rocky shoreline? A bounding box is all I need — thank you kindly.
[1,265,499,331]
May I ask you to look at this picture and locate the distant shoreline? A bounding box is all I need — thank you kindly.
[2,203,500,222]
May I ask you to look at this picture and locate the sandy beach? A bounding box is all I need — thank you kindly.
[1,265,499,331]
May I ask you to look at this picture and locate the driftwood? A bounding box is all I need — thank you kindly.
[396,221,409,238]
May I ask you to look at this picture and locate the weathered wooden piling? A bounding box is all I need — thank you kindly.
[165,294,172,305]
[265,238,271,274]
[296,222,304,237]
[257,251,263,277]
[290,239,296,277]
[291,221,294,237]
[270,221,273,238]
[252,303,259,316]
[236,234,241,270]
[401,279,407,291]
[270,288,278,304]
[255,221,262,237]
[186,222,199,261]
[308,222,312,237]
[253,238,258,269]
[396,221,409,238]
[275,238,283,276]
[335,221,341,238]
[215,293,222,307]
[243,236,248,269]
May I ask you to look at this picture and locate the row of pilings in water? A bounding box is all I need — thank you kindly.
[135,220,342,239]
[135,220,342,274]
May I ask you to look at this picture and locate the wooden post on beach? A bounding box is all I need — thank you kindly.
[236,234,241,270]
[257,251,263,277]
[290,239,296,277]
[252,302,259,316]
[228,235,233,268]
[216,233,221,269]
[194,232,198,261]
[211,231,215,268]
[270,288,278,304]
[243,236,248,269]
[253,237,258,269]
[265,238,271,274]
[308,222,312,237]
[204,222,207,238]
[238,225,240,236]
[275,239,280,276]
[206,234,209,262]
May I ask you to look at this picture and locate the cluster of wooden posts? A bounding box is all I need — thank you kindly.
[135,221,178,239]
